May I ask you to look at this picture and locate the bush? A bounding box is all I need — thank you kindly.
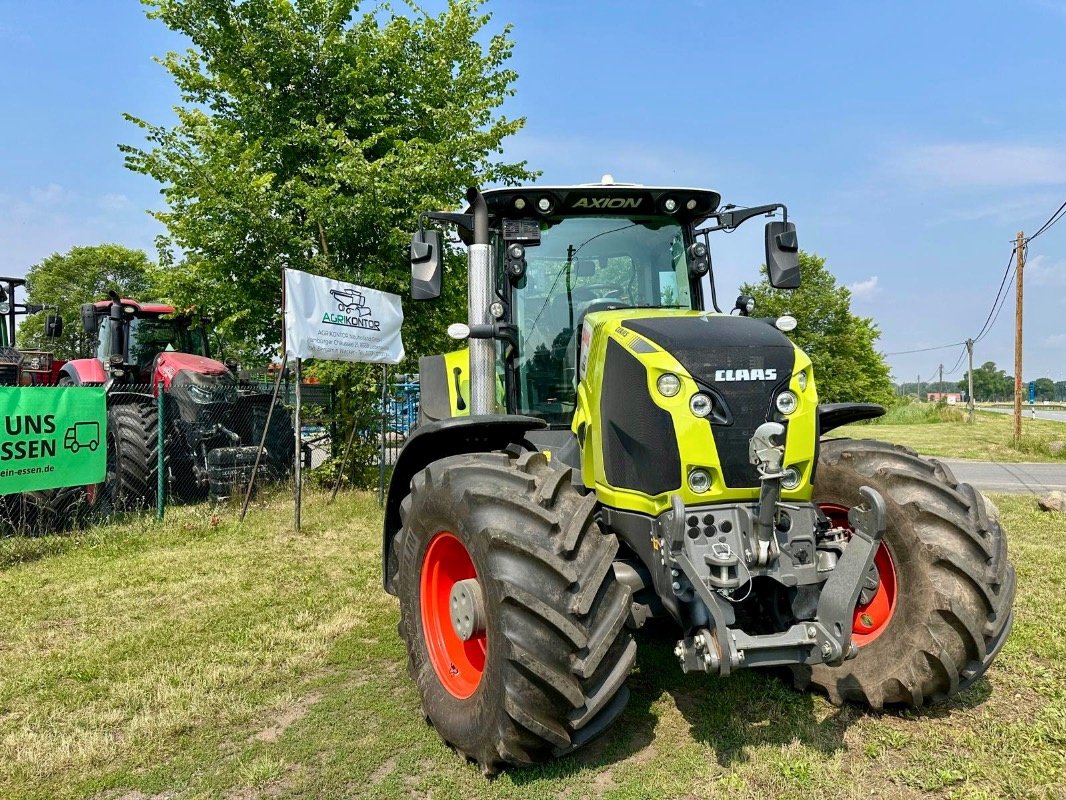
[866,401,965,425]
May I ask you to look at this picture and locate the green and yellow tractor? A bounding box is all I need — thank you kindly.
[383,180,1015,773]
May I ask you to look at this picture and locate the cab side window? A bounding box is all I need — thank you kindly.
[95,318,110,362]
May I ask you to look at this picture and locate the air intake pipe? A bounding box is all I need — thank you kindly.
[465,186,495,416]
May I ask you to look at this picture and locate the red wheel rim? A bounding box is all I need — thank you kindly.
[819,503,898,646]
[420,532,486,698]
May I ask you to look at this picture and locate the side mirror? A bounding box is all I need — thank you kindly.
[45,315,63,339]
[765,221,801,289]
[410,229,442,300]
[80,303,97,334]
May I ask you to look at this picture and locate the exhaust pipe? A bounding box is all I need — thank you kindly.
[465,186,495,416]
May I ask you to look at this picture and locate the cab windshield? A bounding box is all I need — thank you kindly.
[128,317,209,372]
[510,215,694,425]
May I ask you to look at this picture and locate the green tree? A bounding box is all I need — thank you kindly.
[122,0,534,362]
[739,251,895,405]
[1056,380,1066,402]
[1034,377,1055,401]
[959,361,1013,402]
[17,245,155,360]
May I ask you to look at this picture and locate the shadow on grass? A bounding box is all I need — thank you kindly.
[506,623,999,784]
[507,625,850,784]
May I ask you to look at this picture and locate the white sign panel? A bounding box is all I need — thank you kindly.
[283,268,404,364]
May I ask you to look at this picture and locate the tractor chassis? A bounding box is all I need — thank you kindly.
[603,485,887,676]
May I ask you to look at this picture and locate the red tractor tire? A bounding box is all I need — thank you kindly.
[796,439,1015,707]
[396,450,635,774]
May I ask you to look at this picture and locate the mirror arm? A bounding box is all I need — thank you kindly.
[701,203,786,233]
[424,211,475,234]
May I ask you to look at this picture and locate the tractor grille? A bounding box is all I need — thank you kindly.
[622,316,796,488]
[599,338,681,496]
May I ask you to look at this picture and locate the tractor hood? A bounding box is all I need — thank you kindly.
[154,351,230,390]
[574,309,818,512]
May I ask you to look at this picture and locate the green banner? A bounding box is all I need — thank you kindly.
[0,387,106,495]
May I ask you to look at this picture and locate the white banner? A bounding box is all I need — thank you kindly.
[283,268,404,364]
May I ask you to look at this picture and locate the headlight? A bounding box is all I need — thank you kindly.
[797,370,808,391]
[657,373,681,397]
[688,468,711,493]
[781,468,801,489]
[690,393,713,418]
[776,391,798,415]
[187,384,216,403]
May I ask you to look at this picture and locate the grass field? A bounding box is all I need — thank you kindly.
[1,490,1062,800]
[836,408,1066,462]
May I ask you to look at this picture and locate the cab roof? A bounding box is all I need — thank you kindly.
[92,299,176,316]
[479,182,721,224]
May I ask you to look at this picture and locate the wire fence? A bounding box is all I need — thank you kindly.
[0,366,419,537]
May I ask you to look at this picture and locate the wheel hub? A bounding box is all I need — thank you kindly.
[419,532,487,698]
[449,578,486,641]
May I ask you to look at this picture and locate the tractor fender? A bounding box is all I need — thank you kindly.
[382,414,547,594]
[818,402,885,434]
[60,358,106,385]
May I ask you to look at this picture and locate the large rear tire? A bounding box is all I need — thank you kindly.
[396,451,635,773]
[796,439,1015,707]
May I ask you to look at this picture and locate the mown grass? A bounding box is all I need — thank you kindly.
[837,407,1066,462]
[0,491,1063,799]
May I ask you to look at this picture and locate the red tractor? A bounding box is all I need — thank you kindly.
[62,292,293,510]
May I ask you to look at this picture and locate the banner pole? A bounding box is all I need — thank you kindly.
[294,356,303,531]
[378,364,388,505]
[239,349,287,523]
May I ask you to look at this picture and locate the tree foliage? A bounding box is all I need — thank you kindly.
[123,0,534,362]
[958,361,1014,402]
[739,251,895,405]
[17,245,156,360]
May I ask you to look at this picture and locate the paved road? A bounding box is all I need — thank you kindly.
[941,459,1066,494]
[982,406,1066,423]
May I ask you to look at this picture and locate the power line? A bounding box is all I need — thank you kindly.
[884,245,1015,359]
[972,247,1016,343]
[883,341,966,356]
[1027,199,1066,243]
[945,345,967,376]
[975,266,1016,344]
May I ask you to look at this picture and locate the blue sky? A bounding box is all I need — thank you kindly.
[1,1,1064,384]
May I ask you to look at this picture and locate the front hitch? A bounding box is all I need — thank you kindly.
[669,486,888,674]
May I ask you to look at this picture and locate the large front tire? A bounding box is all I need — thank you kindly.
[798,439,1015,707]
[396,451,635,773]
[100,401,160,514]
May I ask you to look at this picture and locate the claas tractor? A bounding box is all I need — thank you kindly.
[382,180,1017,774]
[61,293,293,509]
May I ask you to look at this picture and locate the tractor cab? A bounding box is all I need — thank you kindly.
[80,298,214,384]
[0,276,65,386]
[483,186,715,424]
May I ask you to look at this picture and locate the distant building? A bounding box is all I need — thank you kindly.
[927,392,962,404]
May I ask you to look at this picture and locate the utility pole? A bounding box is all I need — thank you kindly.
[1013,231,1025,444]
[917,373,922,401]
[966,338,975,424]
[937,363,943,399]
